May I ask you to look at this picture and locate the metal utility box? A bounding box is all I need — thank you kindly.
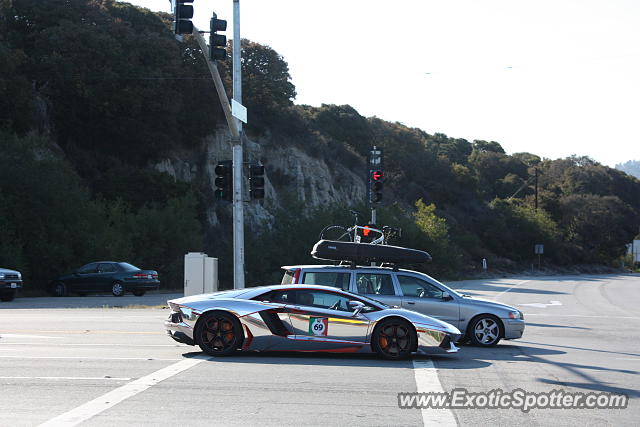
[184,252,218,296]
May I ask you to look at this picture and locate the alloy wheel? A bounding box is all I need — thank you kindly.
[473,317,500,345]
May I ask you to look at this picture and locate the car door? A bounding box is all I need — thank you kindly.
[69,263,99,293]
[283,289,372,348]
[396,274,460,328]
[354,271,402,307]
[96,263,117,292]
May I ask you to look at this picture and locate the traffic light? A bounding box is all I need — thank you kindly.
[249,164,265,199]
[209,12,227,60]
[369,170,383,204]
[173,0,194,35]
[215,160,232,201]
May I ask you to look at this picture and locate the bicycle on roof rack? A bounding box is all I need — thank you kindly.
[318,210,401,245]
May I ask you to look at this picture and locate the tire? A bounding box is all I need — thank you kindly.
[371,318,417,360]
[319,225,352,242]
[468,315,503,347]
[132,290,145,297]
[0,290,15,302]
[194,311,244,357]
[111,281,125,297]
[53,282,67,297]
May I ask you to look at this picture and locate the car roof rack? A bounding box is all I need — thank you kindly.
[311,240,431,267]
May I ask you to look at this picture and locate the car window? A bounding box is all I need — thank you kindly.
[77,263,98,274]
[356,273,395,295]
[397,275,443,299]
[290,290,353,312]
[118,262,140,271]
[281,270,296,285]
[301,272,351,291]
[97,263,117,273]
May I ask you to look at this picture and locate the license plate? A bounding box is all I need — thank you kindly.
[10,283,17,288]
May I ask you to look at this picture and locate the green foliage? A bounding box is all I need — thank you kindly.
[0,0,221,162]
[0,131,202,290]
[220,39,296,134]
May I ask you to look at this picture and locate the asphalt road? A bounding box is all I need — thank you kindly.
[0,275,638,426]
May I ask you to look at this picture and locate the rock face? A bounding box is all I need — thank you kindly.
[153,128,367,228]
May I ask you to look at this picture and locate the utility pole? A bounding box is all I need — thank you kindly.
[534,167,539,211]
[231,0,245,289]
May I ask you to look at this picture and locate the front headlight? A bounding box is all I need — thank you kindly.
[508,311,523,320]
[17,272,21,279]
[0,273,5,279]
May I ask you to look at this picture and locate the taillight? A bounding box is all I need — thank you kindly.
[133,273,152,279]
[152,273,158,279]
[292,268,301,284]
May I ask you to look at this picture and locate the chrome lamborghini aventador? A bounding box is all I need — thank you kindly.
[165,284,461,359]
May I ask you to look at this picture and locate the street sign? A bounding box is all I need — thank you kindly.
[232,99,247,123]
[534,244,544,255]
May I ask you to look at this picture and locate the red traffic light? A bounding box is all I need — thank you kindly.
[372,170,384,181]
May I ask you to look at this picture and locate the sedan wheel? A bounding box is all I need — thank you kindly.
[53,282,67,297]
[469,316,503,347]
[195,312,243,357]
[111,282,125,297]
[372,318,416,360]
[0,290,15,302]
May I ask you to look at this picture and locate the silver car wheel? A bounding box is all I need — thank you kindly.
[111,282,125,297]
[473,318,500,345]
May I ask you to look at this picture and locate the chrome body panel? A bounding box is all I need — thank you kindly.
[164,284,461,355]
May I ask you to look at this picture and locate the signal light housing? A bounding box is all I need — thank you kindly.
[173,0,194,35]
[209,12,227,60]
[214,160,232,201]
[369,170,384,204]
[249,164,265,199]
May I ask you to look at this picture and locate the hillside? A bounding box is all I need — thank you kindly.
[616,160,640,179]
[1,0,639,291]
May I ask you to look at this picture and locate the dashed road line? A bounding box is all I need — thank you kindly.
[0,376,132,381]
[412,358,458,426]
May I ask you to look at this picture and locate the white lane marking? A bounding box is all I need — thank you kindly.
[518,300,562,308]
[412,358,457,426]
[0,355,182,361]
[523,314,640,320]
[0,342,186,347]
[0,334,62,339]
[493,280,529,300]
[38,357,204,427]
[0,376,132,381]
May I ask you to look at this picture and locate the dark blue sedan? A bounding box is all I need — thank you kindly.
[50,261,160,297]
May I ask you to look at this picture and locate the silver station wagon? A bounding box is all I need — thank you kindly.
[282,264,525,347]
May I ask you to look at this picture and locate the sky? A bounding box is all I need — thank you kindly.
[125,0,640,167]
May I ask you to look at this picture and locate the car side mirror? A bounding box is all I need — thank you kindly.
[348,300,366,316]
[442,291,453,301]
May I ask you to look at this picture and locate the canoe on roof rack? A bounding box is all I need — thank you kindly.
[311,240,431,265]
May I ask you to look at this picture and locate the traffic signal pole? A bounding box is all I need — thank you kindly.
[191,2,245,290]
[231,0,245,289]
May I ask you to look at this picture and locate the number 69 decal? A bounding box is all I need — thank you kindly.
[308,317,328,336]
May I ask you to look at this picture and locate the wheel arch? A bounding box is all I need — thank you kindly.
[466,313,505,339]
[370,315,419,352]
[193,309,245,349]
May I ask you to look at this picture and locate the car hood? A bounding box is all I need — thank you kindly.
[460,295,518,313]
[0,267,20,274]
